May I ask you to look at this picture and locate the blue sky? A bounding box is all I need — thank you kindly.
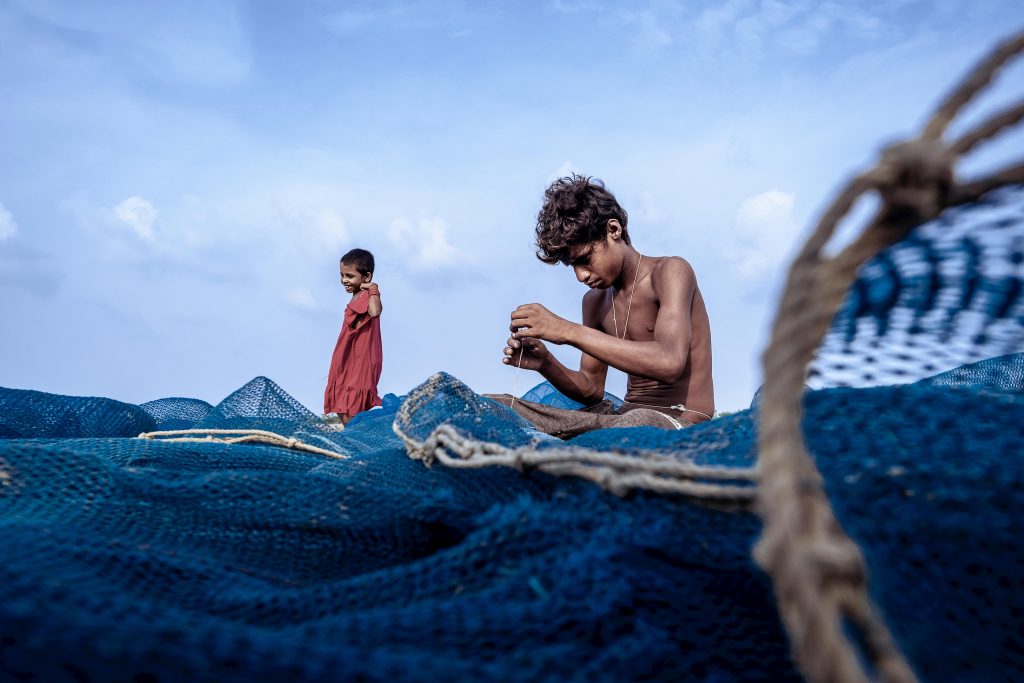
[1,0,1022,412]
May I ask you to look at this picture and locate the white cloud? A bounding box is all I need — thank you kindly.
[725,190,800,279]
[0,202,17,240]
[387,215,462,270]
[114,196,159,242]
[681,0,949,64]
[284,287,317,311]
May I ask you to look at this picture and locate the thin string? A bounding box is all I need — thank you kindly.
[509,345,525,411]
[622,399,714,422]
[510,253,642,410]
[612,254,643,340]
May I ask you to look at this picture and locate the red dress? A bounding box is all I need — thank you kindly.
[324,290,383,416]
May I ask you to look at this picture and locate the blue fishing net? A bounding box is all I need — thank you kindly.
[1,189,1023,682]
[1,354,1022,682]
[811,186,1024,388]
[521,380,624,410]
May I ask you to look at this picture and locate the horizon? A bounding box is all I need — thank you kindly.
[2,1,1023,413]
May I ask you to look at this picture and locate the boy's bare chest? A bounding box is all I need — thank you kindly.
[600,295,659,339]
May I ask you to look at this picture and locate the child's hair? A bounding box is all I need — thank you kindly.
[535,174,630,265]
[341,248,375,276]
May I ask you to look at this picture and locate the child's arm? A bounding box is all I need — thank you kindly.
[504,291,609,405]
[511,259,694,385]
[361,283,383,318]
[504,337,609,405]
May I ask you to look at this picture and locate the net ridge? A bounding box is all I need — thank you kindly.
[139,397,215,431]
[0,386,156,438]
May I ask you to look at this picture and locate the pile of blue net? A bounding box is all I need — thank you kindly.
[0,351,1022,682]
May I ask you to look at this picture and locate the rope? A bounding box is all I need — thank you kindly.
[396,421,757,502]
[755,29,1024,683]
[393,374,755,503]
[138,428,348,460]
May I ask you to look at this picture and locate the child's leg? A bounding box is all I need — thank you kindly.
[340,413,353,426]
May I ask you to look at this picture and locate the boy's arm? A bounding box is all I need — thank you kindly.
[361,283,383,317]
[512,258,695,384]
[528,349,607,406]
[504,292,609,405]
[539,292,609,404]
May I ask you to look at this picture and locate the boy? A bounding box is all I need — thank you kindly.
[501,174,714,431]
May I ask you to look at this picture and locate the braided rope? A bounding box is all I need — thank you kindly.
[755,30,1024,683]
[393,374,756,503]
[138,428,348,460]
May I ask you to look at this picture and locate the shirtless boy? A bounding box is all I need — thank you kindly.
[502,174,714,427]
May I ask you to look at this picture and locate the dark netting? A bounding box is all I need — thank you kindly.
[195,375,323,433]
[810,186,1024,388]
[520,380,624,410]
[139,397,215,430]
[915,350,1024,393]
[1,361,1022,682]
[0,386,156,438]
[344,392,404,429]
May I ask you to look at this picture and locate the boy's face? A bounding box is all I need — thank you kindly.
[566,220,625,289]
[339,263,370,293]
[568,240,616,288]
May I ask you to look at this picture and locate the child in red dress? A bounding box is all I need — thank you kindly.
[324,248,383,425]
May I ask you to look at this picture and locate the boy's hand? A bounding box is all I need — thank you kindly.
[360,283,380,296]
[509,304,573,345]
[503,335,549,371]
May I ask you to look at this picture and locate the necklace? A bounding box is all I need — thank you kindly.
[612,254,642,340]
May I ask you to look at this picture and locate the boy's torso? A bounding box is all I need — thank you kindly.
[592,255,715,420]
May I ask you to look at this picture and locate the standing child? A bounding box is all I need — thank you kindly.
[324,248,383,426]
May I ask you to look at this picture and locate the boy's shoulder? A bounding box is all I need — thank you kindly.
[650,255,696,281]
[582,287,608,307]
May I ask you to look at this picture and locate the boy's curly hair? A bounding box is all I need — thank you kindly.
[341,248,375,276]
[535,174,630,265]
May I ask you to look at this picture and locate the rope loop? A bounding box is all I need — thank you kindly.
[756,29,1024,683]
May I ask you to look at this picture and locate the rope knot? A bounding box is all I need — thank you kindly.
[876,138,955,224]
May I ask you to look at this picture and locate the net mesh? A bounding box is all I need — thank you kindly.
[811,187,1024,388]
[520,380,624,410]
[1,350,1022,681]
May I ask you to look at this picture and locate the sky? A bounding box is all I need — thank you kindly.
[1,0,1023,413]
